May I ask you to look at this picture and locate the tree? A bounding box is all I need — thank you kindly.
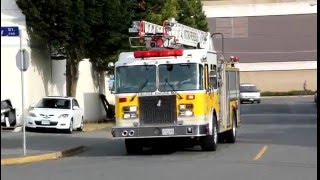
[135,0,179,24]
[135,0,208,30]
[85,0,136,69]
[16,0,90,97]
[16,0,134,96]
[177,0,208,31]
[16,0,208,96]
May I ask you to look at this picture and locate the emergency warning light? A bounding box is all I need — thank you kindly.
[134,49,183,58]
[230,56,239,62]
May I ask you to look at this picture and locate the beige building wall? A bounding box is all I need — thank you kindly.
[240,70,317,92]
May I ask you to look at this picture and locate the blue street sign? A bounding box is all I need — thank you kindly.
[1,26,20,36]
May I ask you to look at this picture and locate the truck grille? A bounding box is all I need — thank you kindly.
[139,95,177,125]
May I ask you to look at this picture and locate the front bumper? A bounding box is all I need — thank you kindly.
[111,124,208,138]
[26,117,71,130]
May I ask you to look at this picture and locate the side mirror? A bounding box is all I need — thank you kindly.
[73,106,80,110]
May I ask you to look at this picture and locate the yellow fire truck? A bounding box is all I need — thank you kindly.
[109,18,240,154]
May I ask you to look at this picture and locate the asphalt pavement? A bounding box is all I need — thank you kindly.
[1,96,317,180]
[1,127,114,159]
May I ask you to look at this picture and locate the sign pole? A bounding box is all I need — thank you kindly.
[20,29,26,156]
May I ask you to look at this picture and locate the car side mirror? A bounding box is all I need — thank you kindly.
[30,104,36,109]
[73,106,80,110]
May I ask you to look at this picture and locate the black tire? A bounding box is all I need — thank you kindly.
[257,100,261,104]
[125,139,143,154]
[77,117,84,131]
[225,111,237,143]
[67,120,73,134]
[200,116,218,151]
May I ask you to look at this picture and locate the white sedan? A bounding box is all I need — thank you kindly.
[26,96,84,133]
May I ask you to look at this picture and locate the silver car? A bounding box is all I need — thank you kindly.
[240,83,261,104]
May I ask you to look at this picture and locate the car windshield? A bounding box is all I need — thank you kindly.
[158,63,203,91]
[240,85,259,92]
[36,98,71,109]
[115,65,156,93]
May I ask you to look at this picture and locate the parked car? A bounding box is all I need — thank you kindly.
[26,96,84,133]
[314,90,317,103]
[239,83,261,104]
[1,99,17,127]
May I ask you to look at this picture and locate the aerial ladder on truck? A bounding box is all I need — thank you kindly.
[109,18,241,154]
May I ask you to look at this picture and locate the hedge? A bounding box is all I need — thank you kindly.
[261,90,316,96]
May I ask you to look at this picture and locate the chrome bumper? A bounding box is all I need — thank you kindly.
[111,124,208,138]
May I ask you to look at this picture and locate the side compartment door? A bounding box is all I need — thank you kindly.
[227,70,238,129]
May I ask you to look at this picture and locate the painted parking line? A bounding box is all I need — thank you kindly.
[253,145,268,160]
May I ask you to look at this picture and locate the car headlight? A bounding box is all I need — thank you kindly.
[58,114,69,118]
[28,113,36,117]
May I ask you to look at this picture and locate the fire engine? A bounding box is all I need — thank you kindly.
[109,18,240,154]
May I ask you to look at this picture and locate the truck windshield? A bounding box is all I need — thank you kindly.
[115,65,156,93]
[158,63,203,91]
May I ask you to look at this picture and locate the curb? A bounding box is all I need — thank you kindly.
[1,146,85,165]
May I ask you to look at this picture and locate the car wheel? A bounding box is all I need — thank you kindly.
[257,100,261,104]
[67,119,73,134]
[200,116,218,151]
[77,117,84,131]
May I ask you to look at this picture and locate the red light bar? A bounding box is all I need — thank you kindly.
[134,49,183,58]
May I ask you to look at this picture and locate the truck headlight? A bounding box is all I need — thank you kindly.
[123,106,138,119]
[179,104,194,116]
[123,106,137,112]
[123,113,138,119]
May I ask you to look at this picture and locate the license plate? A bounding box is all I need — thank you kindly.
[162,128,174,135]
[250,98,254,101]
[41,120,50,125]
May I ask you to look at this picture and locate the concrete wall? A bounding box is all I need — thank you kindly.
[203,0,317,17]
[240,69,317,92]
[76,59,106,122]
[203,0,317,92]
[1,0,53,125]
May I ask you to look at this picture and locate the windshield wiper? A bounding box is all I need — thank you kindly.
[130,80,148,101]
[165,78,183,99]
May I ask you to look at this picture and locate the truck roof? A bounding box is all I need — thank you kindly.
[115,49,217,67]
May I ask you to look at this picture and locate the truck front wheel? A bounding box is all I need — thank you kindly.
[200,116,218,151]
[125,139,143,155]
